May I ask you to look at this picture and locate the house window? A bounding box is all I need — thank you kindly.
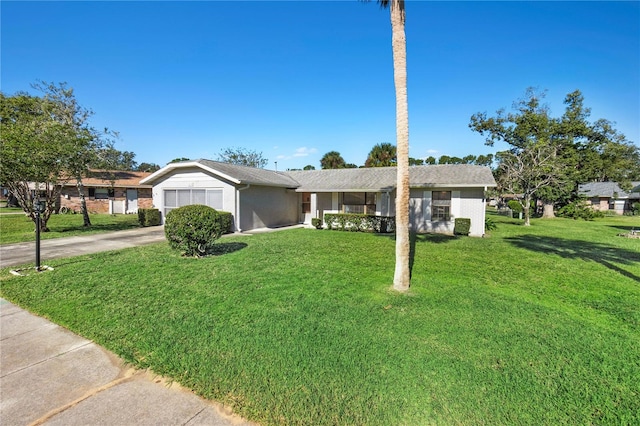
[301,192,311,214]
[343,192,376,214]
[89,188,114,199]
[163,189,223,215]
[432,191,451,221]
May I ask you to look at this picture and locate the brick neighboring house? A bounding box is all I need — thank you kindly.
[578,181,640,214]
[59,170,153,214]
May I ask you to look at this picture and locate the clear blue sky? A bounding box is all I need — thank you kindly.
[2,1,638,170]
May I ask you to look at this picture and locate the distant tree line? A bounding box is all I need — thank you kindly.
[317,145,494,170]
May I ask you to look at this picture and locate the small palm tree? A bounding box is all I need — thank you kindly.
[365,142,397,167]
[320,151,347,169]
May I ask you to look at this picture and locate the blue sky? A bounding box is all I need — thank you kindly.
[2,1,638,170]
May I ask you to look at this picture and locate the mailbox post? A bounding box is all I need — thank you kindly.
[34,198,45,271]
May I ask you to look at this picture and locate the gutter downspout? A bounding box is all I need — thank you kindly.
[236,184,250,232]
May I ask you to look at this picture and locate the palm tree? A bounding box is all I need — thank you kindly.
[320,151,347,169]
[367,0,410,291]
[365,142,397,167]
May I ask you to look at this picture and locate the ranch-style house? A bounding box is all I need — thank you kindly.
[141,159,497,237]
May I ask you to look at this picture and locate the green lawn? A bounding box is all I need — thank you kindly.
[0,212,141,244]
[1,212,639,425]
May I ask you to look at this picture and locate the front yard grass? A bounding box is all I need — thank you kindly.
[0,212,141,245]
[1,212,639,425]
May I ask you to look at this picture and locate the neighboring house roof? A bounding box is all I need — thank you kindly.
[578,181,640,199]
[287,164,496,192]
[77,170,153,188]
[25,170,152,190]
[142,160,497,192]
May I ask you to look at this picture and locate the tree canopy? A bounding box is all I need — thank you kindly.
[470,88,640,223]
[365,142,397,167]
[137,162,161,172]
[91,146,137,170]
[320,151,347,169]
[0,82,111,230]
[217,147,268,168]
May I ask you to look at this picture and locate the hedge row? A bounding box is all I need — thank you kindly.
[218,211,234,234]
[324,213,395,233]
[454,218,471,235]
[138,208,161,227]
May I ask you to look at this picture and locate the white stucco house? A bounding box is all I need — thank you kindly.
[140,160,496,236]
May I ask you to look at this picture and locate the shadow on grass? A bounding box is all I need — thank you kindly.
[206,242,248,256]
[57,223,141,233]
[409,232,457,276]
[375,231,456,277]
[506,234,640,282]
[609,225,639,232]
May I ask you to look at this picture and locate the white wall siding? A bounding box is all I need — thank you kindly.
[239,185,298,230]
[150,168,236,225]
[409,188,485,235]
[459,188,486,236]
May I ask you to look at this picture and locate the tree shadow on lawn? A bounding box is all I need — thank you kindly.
[609,225,640,232]
[205,242,248,256]
[376,232,456,278]
[57,222,141,233]
[506,235,640,282]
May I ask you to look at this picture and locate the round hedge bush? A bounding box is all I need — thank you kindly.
[164,204,224,257]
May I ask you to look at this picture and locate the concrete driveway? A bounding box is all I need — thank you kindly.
[0,226,167,269]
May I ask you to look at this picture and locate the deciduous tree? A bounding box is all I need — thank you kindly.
[0,82,111,231]
[470,88,640,221]
[217,147,268,168]
[137,162,161,172]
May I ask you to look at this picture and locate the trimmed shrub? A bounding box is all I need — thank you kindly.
[138,208,161,227]
[324,213,395,233]
[311,218,322,229]
[164,205,224,257]
[557,199,603,220]
[217,211,234,234]
[454,218,471,236]
[507,200,523,212]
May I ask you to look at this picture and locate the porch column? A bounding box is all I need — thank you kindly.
[311,193,318,219]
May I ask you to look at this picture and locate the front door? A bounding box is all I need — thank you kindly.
[126,189,138,213]
[301,192,311,224]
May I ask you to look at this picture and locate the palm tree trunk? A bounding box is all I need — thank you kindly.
[390,0,410,291]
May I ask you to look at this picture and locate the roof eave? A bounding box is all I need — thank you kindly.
[140,161,242,185]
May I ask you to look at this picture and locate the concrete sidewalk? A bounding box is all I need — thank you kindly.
[0,298,255,425]
[0,226,167,269]
[0,224,307,424]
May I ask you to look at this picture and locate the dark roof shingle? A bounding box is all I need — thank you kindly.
[286,164,496,192]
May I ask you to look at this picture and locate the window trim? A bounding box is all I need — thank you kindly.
[342,192,376,215]
[163,188,223,215]
[431,191,452,221]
